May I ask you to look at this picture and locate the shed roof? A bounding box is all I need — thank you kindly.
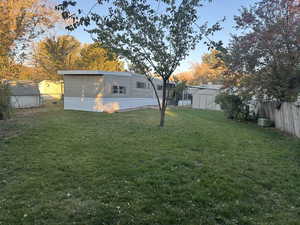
[189,84,222,90]
[8,81,40,96]
[194,88,220,95]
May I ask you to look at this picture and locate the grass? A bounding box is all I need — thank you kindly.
[0,107,300,225]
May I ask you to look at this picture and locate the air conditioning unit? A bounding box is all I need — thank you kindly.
[258,118,273,127]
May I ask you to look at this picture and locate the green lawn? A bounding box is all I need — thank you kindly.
[1,107,300,225]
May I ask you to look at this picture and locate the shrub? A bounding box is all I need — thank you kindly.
[0,81,11,120]
[215,93,251,121]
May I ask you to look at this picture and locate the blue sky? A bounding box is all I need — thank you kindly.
[59,0,257,72]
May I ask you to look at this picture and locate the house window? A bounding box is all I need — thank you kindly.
[136,81,147,89]
[119,86,126,94]
[157,85,163,90]
[112,85,119,94]
[112,85,126,95]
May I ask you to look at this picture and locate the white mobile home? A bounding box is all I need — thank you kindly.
[58,70,163,112]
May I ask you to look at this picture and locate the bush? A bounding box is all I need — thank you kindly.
[215,93,251,121]
[0,81,11,120]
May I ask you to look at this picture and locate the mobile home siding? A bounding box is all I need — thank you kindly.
[130,75,160,98]
[64,97,158,112]
[64,75,104,98]
[103,75,132,98]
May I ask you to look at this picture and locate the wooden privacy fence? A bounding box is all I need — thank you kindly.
[259,101,300,138]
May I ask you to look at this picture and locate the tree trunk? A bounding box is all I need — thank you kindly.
[159,106,166,127]
[148,77,161,111]
[159,79,167,127]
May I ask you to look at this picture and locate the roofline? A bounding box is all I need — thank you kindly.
[57,70,168,83]
[198,87,222,90]
[188,85,223,90]
[57,70,133,77]
[11,94,40,96]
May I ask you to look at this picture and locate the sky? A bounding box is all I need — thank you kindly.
[59,0,258,73]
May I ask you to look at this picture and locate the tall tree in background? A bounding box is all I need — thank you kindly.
[174,50,226,85]
[33,35,81,80]
[222,0,300,103]
[172,71,194,84]
[191,50,226,84]
[56,0,221,127]
[75,43,124,71]
[0,0,60,80]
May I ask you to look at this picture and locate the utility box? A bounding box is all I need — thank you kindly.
[258,118,273,127]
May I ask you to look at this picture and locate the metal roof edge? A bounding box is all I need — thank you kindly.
[57,70,133,77]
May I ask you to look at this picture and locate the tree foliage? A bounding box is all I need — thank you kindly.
[33,36,125,81]
[191,50,226,84]
[126,61,146,74]
[33,35,81,80]
[75,43,124,72]
[0,0,60,80]
[222,0,300,102]
[56,0,221,126]
[174,50,226,85]
[173,71,194,84]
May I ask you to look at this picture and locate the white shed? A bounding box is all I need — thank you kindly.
[192,84,222,111]
[9,81,41,108]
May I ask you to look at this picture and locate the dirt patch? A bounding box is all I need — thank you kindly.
[0,104,62,140]
[0,117,33,140]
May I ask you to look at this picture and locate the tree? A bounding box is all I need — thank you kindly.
[221,0,300,103]
[126,61,146,74]
[33,35,81,80]
[75,43,124,71]
[0,0,60,80]
[173,71,194,84]
[172,50,226,85]
[56,0,221,127]
[191,50,226,84]
[17,65,42,81]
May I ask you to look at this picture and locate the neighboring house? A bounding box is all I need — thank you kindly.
[58,70,164,112]
[191,84,222,111]
[39,80,64,100]
[8,81,41,108]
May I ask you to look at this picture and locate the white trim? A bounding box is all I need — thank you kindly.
[64,97,159,112]
[189,84,223,90]
[58,70,133,77]
[57,70,165,82]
